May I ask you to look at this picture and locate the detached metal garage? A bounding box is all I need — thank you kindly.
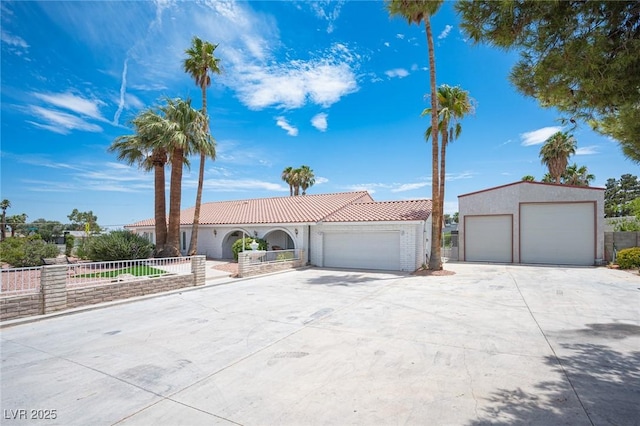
[458,182,604,266]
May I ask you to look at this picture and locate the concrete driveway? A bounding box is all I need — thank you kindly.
[1,263,639,425]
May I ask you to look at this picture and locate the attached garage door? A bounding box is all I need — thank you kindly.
[323,231,401,271]
[520,203,594,265]
[465,215,512,262]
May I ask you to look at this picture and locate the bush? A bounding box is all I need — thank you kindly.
[232,238,267,261]
[84,230,155,261]
[276,251,294,261]
[616,247,640,269]
[612,218,640,232]
[65,234,75,257]
[0,236,60,267]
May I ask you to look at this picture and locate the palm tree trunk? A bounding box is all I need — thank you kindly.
[188,84,209,256]
[439,130,448,257]
[153,155,168,257]
[165,149,184,257]
[425,18,442,271]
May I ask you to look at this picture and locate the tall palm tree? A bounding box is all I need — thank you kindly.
[540,131,577,184]
[0,199,10,241]
[423,85,474,236]
[290,168,302,196]
[281,166,294,196]
[298,165,316,195]
[6,213,27,237]
[148,97,210,257]
[183,36,221,255]
[562,163,595,186]
[109,109,168,256]
[387,0,444,270]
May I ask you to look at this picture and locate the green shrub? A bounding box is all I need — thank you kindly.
[65,234,75,257]
[612,218,640,232]
[84,230,154,261]
[0,236,60,267]
[616,247,640,269]
[232,238,267,261]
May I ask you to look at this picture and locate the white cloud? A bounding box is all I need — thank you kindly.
[438,25,453,40]
[384,42,390,47]
[203,179,287,192]
[311,113,328,132]
[315,177,329,184]
[310,0,345,34]
[385,68,409,79]
[1,30,29,48]
[275,116,298,136]
[520,126,562,146]
[29,106,103,134]
[396,34,405,40]
[575,146,599,155]
[391,182,428,192]
[33,92,106,121]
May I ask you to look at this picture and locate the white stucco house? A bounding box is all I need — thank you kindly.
[458,181,605,266]
[126,191,432,272]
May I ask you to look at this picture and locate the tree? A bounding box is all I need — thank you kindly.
[387,0,445,270]
[183,36,221,255]
[6,214,27,237]
[521,175,536,182]
[562,163,595,187]
[281,166,294,196]
[604,174,640,217]
[298,165,316,195]
[67,209,99,233]
[423,85,474,242]
[539,131,576,184]
[452,212,459,224]
[150,97,210,257]
[456,1,640,163]
[0,199,10,241]
[31,219,64,243]
[109,108,169,256]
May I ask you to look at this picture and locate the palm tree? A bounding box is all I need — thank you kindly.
[522,175,536,182]
[1,199,11,241]
[151,97,210,257]
[562,163,595,186]
[298,165,316,195]
[6,213,27,237]
[281,166,294,196]
[387,0,444,270]
[423,85,474,238]
[539,131,577,184]
[109,109,168,256]
[183,36,221,255]
[290,168,302,196]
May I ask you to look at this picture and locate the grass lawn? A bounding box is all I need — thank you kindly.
[75,265,167,278]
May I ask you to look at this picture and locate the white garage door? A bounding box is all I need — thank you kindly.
[465,215,512,262]
[520,203,594,265]
[323,232,401,271]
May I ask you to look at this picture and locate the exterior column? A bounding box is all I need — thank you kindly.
[41,265,68,313]
[192,255,206,286]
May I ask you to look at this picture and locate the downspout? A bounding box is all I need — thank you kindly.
[307,225,311,265]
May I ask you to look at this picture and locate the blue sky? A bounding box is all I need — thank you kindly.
[1,1,635,229]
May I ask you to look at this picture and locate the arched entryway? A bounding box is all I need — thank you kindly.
[264,229,295,250]
[221,229,251,259]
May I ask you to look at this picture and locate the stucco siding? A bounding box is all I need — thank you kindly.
[459,182,604,264]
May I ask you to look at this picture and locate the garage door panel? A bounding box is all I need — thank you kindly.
[323,232,401,271]
[465,215,512,263]
[520,203,594,265]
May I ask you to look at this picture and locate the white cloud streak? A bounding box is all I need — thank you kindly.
[438,25,453,40]
[575,146,599,155]
[385,68,409,79]
[1,30,29,48]
[276,116,299,136]
[520,126,562,146]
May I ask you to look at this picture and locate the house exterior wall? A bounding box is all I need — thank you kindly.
[309,222,427,272]
[459,183,604,263]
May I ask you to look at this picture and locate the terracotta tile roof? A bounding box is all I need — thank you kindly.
[127,191,376,227]
[322,199,432,222]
